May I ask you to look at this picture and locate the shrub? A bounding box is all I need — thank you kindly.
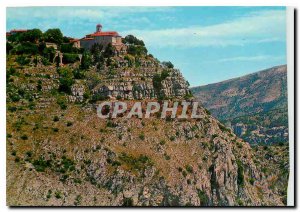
[15,157,20,163]
[122,198,134,206]
[73,68,85,79]
[162,61,174,69]
[57,97,67,110]
[16,55,30,65]
[164,154,171,160]
[139,133,145,141]
[127,45,147,56]
[237,160,244,187]
[33,157,52,172]
[80,51,92,70]
[15,43,38,55]
[106,120,117,128]
[63,53,79,64]
[66,121,73,127]
[197,190,209,206]
[26,151,33,158]
[118,153,153,172]
[53,116,59,122]
[57,67,74,94]
[8,106,17,112]
[90,93,106,103]
[249,178,255,185]
[20,135,28,140]
[6,42,13,54]
[159,140,166,145]
[185,165,193,173]
[54,191,62,199]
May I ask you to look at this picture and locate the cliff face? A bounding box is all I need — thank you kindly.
[85,56,190,101]
[6,35,288,206]
[6,100,284,206]
[6,58,286,206]
[191,65,288,145]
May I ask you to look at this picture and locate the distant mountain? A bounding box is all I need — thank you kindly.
[191,65,288,145]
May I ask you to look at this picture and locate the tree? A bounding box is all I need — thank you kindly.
[20,29,43,43]
[162,61,174,69]
[62,36,70,43]
[43,46,56,61]
[57,67,74,94]
[44,28,63,44]
[6,42,13,54]
[123,35,145,46]
[80,51,92,70]
[15,42,38,55]
[63,53,79,64]
[103,43,114,58]
[127,45,147,56]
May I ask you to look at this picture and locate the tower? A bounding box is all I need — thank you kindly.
[96,24,102,32]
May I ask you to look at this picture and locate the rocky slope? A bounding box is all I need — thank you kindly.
[191,65,288,145]
[6,34,287,206]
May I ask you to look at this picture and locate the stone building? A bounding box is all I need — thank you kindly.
[70,39,81,48]
[80,24,127,54]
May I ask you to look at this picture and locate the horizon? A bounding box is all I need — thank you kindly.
[6,6,287,86]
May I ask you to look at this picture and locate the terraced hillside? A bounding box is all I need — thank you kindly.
[6,29,288,206]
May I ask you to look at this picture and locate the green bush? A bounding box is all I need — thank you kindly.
[106,120,117,128]
[80,51,92,70]
[118,153,153,172]
[19,29,43,42]
[15,42,38,55]
[139,133,145,140]
[16,55,30,65]
[57,67,74,94]
[237,160,244,187]
[127,45,147,56]
[185,165,193,173]
[33,157,52,172]
[44,28,63,44]
[73,68,85,79]
[197,190,209,206]
[57,97,67,110]
[162,61,174,69]
[123,35,145,46]
[122,198,134,206]
[20,134,28,140]
[63,53,79,64]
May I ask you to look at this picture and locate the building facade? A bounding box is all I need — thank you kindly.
[80,24,127,54]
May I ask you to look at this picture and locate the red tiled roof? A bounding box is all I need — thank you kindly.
[10,29,28,33]
[90,31,119,37]
[70,39,80,42]
[81,37,94,41]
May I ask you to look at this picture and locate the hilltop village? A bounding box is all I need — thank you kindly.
[7,24,127,54]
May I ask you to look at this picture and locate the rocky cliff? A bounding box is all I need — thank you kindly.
[191,65,288,145]
[6,35,287,206]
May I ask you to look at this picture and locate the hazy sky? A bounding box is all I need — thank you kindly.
[6,6,286,86]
